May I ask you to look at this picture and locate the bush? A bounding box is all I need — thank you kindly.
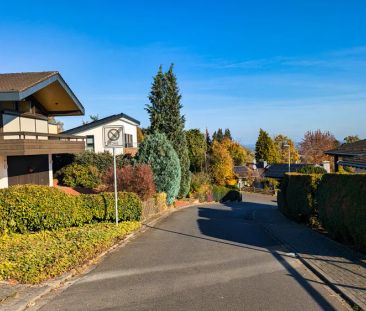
[277,173,323,223]
[0,185,93,234]
[0,185,142,234]
[80,192,142,222]
[190,172,211,193]
[103,164,156,200]
[317,174,366,252]
[261,178,279,191]
[137,133,181,204]
[56,163,101,188]
[297,165,327,174]
[0,222,140,283]
[211,185,241,202]
[141,192,168,220]
[222,190,242,202]
[74,151,113,173]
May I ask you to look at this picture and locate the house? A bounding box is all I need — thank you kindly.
[234,161,265,188]
[264,164,308,179]
[62,113,140,156]
[325,139,366,172]
[0,71,85,188]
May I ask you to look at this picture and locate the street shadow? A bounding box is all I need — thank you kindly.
[195,200,359,310]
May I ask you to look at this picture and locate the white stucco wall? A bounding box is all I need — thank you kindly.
[0,156,8,189]
[71,117,138,155]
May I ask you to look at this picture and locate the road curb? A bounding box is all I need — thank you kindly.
[261,223,365,311]
[11,201,208,311]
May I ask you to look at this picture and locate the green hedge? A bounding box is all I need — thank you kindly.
[80,192,142,222]
[277,173,323,223]
[0,185,142,234]
[56,163,102,188]
[317,174,366,252]
[212,185,241,202]
[0,222,140,283]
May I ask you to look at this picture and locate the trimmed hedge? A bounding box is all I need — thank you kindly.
[317,174,366,252]
[277,173,323,223]
[212,185,241,202]
[56,163,102,188]
[0,185,142,234]
[80,192,142,222]
[0,222,140,283]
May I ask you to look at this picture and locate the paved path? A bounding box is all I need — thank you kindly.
[33,195,350,311]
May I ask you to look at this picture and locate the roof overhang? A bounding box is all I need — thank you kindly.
[338,160,366,169]
[0,73,84,116]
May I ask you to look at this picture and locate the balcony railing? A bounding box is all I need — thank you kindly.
[0,131,85,142]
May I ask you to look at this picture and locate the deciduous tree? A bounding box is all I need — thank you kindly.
[210,140,234,186]
[273,134,300,163]
[299,130,339,164]
[186,129,207,172]
[344,135,360,144]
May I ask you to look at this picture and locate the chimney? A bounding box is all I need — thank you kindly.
[257,159,267,169]
[322,161,331,173]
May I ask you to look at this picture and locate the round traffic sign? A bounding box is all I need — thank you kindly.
[107,128,120,141]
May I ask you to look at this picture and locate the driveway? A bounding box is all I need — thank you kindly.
[35,194,349,311]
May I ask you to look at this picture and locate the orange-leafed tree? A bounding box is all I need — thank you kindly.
[273,134,300,163]
[210,140,235,186]
[299,130,339,164]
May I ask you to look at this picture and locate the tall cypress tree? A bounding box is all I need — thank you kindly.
[224,128,232,140]
[255,129,278,164]
[146,64,191,198]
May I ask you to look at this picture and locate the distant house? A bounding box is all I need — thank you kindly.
[234,161,265,188]
[325,139,366,171]
[63,113,140,156]
[264,164,308,179]
[0,71,85,188]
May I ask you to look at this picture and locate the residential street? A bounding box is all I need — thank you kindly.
[35,194,349,311]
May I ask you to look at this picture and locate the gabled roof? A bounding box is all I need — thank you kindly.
[63,113,140,134]
[0,71,84,116]
[234,165,261,179]
[265,164,308,179]
[325,139,366,157]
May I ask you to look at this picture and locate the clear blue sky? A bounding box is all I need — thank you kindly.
[1,1,365,144]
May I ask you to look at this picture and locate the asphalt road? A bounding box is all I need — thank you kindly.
[36,194,349,311]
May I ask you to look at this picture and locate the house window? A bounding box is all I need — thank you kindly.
[124,134,133,147]
[86,135,95,151]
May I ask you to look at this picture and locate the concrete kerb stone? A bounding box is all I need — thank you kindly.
[6,201,212,311]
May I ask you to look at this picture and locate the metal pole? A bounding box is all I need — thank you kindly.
[113,147,118,225]
[288,146,291,173]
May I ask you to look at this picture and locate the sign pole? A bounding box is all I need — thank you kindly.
[113,147,119,225]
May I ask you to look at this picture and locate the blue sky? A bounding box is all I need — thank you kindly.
[1,1,365,144]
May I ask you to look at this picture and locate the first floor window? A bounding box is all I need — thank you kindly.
[124,134,133,147]
[86,135,95,151]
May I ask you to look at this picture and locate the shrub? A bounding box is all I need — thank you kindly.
[0,222,140,283]
[317,174,366,252]
[0,185,142,234]
[137,133,181,204]
[56,163,101,188]
[190,172,211,193]
[192,184,213,202]
[0,185,93,234]
[74,151,113,173]
[104,164,156,200]
[278,173,323,223]
[222,190,242,202]
[297,165,327,174]
[261,178,279,191]
[141,192,168,220]
[80,192,142,222]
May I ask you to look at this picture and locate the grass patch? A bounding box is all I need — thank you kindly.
[0,222,140,284]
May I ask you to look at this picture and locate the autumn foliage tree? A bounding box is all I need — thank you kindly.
[273,134,300,163]
[299,130,339,164]
[186,129,207,172]
[222,138,253,166]
[210,140,235,186]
